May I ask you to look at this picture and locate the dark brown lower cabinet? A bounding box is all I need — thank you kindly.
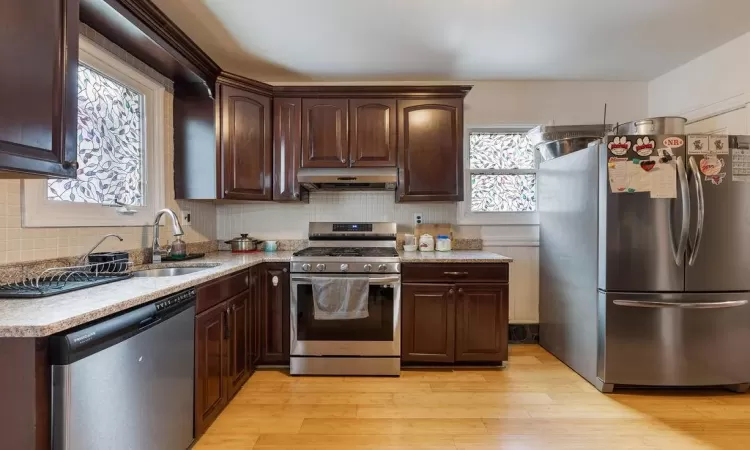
[194,302,228,436]
[401,283,456,363]
[194,270,254,437]
[258,263,290,365]
[226,292,251,398]
[402,264,509,364]
[455,283,508,362]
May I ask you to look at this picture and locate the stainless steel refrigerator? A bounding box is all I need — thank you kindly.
[539,133,750,393]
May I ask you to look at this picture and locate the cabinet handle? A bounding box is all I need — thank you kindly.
[224,306,231,339]
[272,275,279,287]
[444,272,469,277]
[245,275,249,285]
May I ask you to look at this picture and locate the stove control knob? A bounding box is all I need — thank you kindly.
[340,264,349,272]
[302,264,311,272]
[378,264,387,272]
[316,264,326,272]
[363,264,372,272]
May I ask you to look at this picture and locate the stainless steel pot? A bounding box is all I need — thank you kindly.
[225,234,263,252]
[615,117,686,135]
[537,136,600,161]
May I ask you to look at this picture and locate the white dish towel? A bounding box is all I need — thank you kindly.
[311,277,370,320]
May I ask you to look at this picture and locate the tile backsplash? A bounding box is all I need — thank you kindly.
[217,191,479,240]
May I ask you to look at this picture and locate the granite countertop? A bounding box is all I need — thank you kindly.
[398,250,513,263]
[0,250,511,338]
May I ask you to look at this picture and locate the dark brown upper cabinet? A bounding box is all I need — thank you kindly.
[0,0,78,178]
[220,84,272,200]
[273,97,303,201]
[397,98,464,202]
[349,98,397,167]
[301,98,349,168]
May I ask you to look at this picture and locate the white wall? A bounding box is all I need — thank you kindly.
[649,32,750,121]
[217,80,648,323]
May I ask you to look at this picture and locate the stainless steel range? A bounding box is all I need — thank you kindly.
[290,222,400,376]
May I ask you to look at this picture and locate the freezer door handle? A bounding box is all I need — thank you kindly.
[671,156,690,267]
[687,156,705,266]
[613,299,748,309]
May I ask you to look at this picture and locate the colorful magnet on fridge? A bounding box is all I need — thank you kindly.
[640,160,656,172]
[706,173,726,185]
[634,137,655,157]
[700,155,725,176]
[608,137,631,156]
[626,188,636,193]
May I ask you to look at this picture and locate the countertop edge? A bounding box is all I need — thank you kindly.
[0,250,512,338]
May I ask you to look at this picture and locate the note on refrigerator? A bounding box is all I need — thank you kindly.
[626,162,651,192]
[732,148,750,182]
[650,161,677,199]
[607,158,629,192]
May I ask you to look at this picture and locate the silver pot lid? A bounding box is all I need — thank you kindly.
[226,234,254,243]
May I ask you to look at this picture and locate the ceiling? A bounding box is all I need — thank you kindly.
[152,0,750,82]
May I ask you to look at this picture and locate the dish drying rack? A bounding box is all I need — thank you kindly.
[0,258,134,299]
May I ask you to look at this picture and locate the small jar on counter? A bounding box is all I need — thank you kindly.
[419,234,435,252]
[436,235,452,252]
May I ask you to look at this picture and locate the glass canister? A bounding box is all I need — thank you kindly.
[170,236,187,258]
[436,234,452,252]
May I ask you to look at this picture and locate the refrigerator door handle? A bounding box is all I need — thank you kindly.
[687,156,705,266]
[613,299,748,309]
[671,156,690,266]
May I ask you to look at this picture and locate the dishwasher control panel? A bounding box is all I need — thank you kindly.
[155,288,195,312]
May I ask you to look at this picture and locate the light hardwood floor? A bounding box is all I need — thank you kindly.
[194,345,750,449]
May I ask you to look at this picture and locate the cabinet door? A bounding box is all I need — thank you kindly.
[260,263,290,364]
[194,302,227,436]
[397,98,463,202]
[219,84,272,200]
[455,284,508,363]
[0,0,78,178]
[401,283,456,363]
[226,292,250,399]
[273,97,303,201]
[349,98,397,167]
[301,98,349,168]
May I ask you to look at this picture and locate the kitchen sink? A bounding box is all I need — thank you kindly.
[132,267,215,278]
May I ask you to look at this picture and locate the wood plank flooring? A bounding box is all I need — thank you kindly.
[194,345,750,449]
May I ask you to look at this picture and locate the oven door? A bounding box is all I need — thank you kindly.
[291,274,401,356]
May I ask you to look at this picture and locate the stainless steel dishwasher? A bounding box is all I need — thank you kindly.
[50,288,196,450]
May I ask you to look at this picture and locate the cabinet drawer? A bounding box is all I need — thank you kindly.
[196,270,250,314]
[402,263,508,283]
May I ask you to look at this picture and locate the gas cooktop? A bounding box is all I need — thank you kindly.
[293,247,398,258]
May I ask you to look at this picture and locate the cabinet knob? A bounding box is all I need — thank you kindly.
[449,289,455,294]
[283,268,288,273]
[244,276,249,285]
[62,161,79,170]
[458,288,464,294]
[340,158,346,164]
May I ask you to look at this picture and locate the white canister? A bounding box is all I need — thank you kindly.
[436,235,452,252]
[419,234,435,252]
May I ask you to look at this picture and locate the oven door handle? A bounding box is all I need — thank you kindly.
[291,275,401,284]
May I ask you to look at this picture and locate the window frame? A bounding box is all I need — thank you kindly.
[457,126,540,225]
[23,35,165,227]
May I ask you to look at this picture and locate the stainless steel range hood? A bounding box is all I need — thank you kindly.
[298,168,398,191]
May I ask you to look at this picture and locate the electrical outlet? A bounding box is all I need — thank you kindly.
[181,211,191,227]
[414,213,423,226]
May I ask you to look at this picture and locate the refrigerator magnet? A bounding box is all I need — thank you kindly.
[708,135,729,154]
[688,135,708,155]
[634,137,655,156]
[662,136,684,149]
[700,155,726,185]
[608,137,631,156]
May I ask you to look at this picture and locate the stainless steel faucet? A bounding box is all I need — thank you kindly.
[152,208,185,263]
[78,234,124,265]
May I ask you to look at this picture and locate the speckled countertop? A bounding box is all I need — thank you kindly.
[0,250,511,338]
[398,250,513,263]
